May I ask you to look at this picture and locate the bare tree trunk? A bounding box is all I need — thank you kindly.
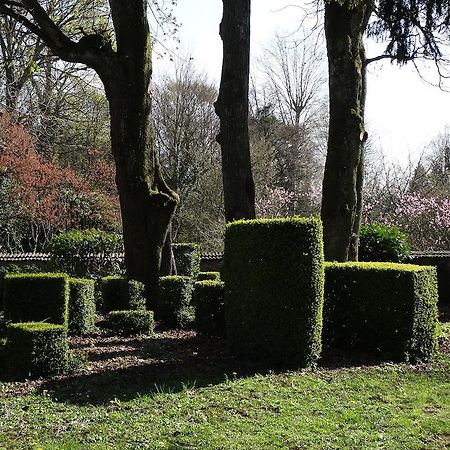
[215,0,256,222]
[321,0,371,261]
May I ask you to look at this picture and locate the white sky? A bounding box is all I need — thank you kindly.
[153,0,450,165]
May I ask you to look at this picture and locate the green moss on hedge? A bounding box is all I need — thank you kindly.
[224,217,324,368]
[3,273,69,327]
[6,322,68,378]
[194,281,225,337]
[172,243,201,279]
[100,277,146,312]
[197,271,221,282]
[158,276,195,328]
[323,262,439,362]
[106,310,154,336]
[68,278,96,335]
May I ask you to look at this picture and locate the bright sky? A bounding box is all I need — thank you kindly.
[154,0,450,166]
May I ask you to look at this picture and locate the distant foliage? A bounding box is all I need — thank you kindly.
[48,229,123,278]
[359,222,410,262]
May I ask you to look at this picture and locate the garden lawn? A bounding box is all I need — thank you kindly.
[0,325,449,449]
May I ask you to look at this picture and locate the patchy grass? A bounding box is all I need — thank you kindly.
[0,316,449,449]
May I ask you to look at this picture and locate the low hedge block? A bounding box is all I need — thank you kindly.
[106,310,154,336]
[3,273,69,327]
[6,322,68,378]
[194,281,225,337]
[172,243,201,279]
[224,217,324,368]
[324,262,439,362]
[68,278,96,335]
[158,276,195,328]
[197,271,221,282]
[100,277,146,312]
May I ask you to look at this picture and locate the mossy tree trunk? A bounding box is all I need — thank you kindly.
[0,1,179,303]
[321,0,371,262]
[215,0,256,222]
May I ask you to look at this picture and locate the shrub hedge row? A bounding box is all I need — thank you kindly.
[105,310,154,336]
[158,276,194,328]
[323,262,439,362]
[223,217,324,368]
[197,271,221,282]
[68,278,96,335]
[101,277,146,312]
[194,281,225,337]
[6,322,68,378]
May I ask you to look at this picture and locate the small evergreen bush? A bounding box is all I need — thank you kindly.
[3,273,69,327]
[68,278,96,335]
[158,276,195,328]
[324,262,439,362]
[6,322,68,378]
[224,217,324,368]
[359,222,410,262]
[194,281,225,337]
[48,229,123,278]
[197,271,221,281]
[106,310,154,335]
[172,243,201,279]
[101,277,146,312]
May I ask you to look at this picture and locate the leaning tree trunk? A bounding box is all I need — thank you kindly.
[215,0,256,222]
[321,0,371,261]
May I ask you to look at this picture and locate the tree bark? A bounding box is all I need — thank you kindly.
[321,0,371,261]
[215,0,256,222]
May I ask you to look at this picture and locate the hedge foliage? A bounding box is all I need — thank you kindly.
[323,262,439,362]
[359,222,410,262]
[0,264,42,308]
[3,273,69,327]
[224,217,324,368]
[68,278,96,335]
[48,229,123,278]
[106,310,154,336]
[194,281,225,337]
[158,276,195,328]
[197,271,221,282]
[6,322,68,378]
[101,277,146,312]
[172,243,201,279]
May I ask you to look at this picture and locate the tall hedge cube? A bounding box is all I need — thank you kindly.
[194,280,225,337]
[68,278,96,335]
[324,262,439,362]
[3,273,69,327]
[224,217,324,368]
[101,277,146,312]
[172,243,201,279]
[6,322,68,378]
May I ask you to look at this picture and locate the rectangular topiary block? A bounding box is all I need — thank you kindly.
[6,322,68,378]
[158,276,195,328]
[100,277,146,312]
[197,271,221,282]
[194,281,225,337]
[324,262,439,362]
[224,217,324,368]
[3,273,69,327]
[172,243,201,279]
[106,310,154,336]
[68,278,96,335]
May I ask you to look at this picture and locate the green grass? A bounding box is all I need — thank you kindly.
[0,357,449,449]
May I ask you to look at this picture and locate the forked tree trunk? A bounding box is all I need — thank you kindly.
[215,0,256,222]
[321,0,371,261]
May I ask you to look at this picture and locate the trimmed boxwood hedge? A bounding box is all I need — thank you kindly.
[100,277,146,312]
[197,271,221,282]
[158,276,195,328]
[223,217,324,368]
[3,273,69,327]
[194,281,225,337]
[323,262,439,362]
[106,310,154,336]
[172,243,201,279]
[6,322,68,378]
[68,278,96,335]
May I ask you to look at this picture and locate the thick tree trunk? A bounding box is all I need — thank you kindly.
[321,1,371,261]
[215,0,256,222]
